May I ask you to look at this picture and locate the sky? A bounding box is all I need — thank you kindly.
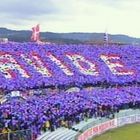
[0,0,140,37]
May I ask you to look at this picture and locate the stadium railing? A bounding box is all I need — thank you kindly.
[0,129,32,140]
[75,109,140,140]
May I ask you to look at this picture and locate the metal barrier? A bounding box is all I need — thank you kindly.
[0,129,32,140]
[75,109,140,140]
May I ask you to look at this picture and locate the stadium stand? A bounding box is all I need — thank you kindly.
[0,43,140,140]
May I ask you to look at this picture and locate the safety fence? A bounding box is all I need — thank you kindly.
[0,129,32,140]
[76,109,140,140]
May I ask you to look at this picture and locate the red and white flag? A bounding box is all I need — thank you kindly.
[31,24,40,42]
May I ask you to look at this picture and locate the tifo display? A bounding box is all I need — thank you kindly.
[0,43,140,140]
[0,43,140,91]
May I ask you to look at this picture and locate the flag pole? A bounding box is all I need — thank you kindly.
[104,29,109,47]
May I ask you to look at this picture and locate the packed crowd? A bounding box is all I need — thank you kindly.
[0,43,140,91]
[0,86,140,139]
[0,43,140,140]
